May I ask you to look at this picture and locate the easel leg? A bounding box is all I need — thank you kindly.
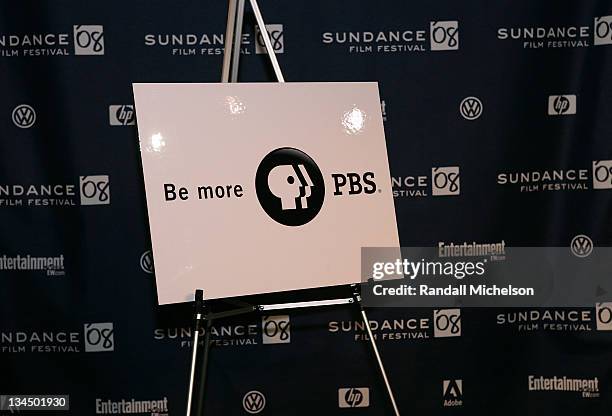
[185,326,200,416]
[186,290,204,416]
[221,0,238,82]
[230,0,245,82]
[353,286,401,416]
[194,318,213,416]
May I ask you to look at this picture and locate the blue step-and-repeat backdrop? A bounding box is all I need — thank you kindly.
[1,0,612,414]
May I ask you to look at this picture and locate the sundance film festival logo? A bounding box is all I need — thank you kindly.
[79,175,111,205]
[255,24,284,54]
[322,20,459,54]
[0,322,114,353]
[328,309,461,342]
[393,166,460,198]
[496,161,612,193]
[430,21,459,50]
[596,303,612,331]
[593,160,612,189]
[594,15,612,45]
[548,95,576,115]
[0,175,110,207]
[242,391,265,414]
[155,324,258,348]
[443,380,463,407]
[433,309,461,337]
[12,104,36,128]
[0,25,104,57]
[497,16,612,49]
[84,323,114,352]
[496,308,606,332]
[262,315,290,344]
[145,25,283,56]
[73,25,105,55]
[154,315,290,347]
[432,167,460,196]
[338,388,369,408]
[109,105,135,126]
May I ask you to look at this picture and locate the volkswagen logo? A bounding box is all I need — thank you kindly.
[459,96,482,120]
[242,391,265,414]
[140,250,154,274]
[12,104,36,128]
[570,234,593,258]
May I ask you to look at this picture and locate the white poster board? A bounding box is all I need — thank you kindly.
[133,82,399,304]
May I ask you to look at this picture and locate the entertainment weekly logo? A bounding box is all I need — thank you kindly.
[95,397,168,415]
[496,15,612,49]
[327,309,461,342]
[144,23,284,56]
[496,161,612,193]
[154,315,290,348]
[0,175,111,207]
[0,254,65,277]
[528,375,600,399]
[0,25,105,57]
[438,240,506,262]
[0,322,115,353]
[322,21,459,54]
[392,166,460,198]
[496,304,612,332]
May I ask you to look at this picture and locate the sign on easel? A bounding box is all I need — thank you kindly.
[133,82,399,304]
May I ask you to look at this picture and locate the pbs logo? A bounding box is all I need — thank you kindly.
[255,148,325,226]
[255,147,379,226]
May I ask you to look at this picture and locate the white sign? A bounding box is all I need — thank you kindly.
[133,82,399,304]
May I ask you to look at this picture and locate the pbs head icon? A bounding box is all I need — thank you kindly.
[255,147,325,226]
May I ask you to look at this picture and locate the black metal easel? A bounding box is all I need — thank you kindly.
[185,1,401,414]
[186,284,400,416]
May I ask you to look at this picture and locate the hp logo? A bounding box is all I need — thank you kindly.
[12,104,36,128]
[109,105,135,126]
[73,25,105,55]
[338,387,369,408]
[255,24,284,54]
[242,391,265,414]
[548,95,576,115]
[84,323,114,352]
[459,96,482,120]
[434,309,461,337]
[570,235,593,258]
